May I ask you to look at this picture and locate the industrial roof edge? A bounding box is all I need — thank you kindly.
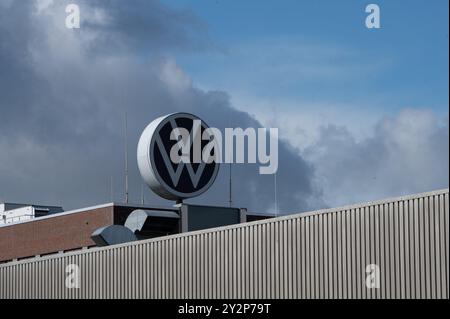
[1,188,448,268]
[0,202,63,208]
[0,202,177,229]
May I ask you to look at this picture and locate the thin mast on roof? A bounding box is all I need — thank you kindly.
[110,176,114,202]
[228,110,233,207]
[124,112,129,204]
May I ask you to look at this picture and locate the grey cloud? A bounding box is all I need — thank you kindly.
[0,0,322,213]
[3,0,444,216]
[82,0,212,54]
[304,109,449,208]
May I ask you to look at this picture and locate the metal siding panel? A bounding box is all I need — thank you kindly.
[341,211,347,299]
[381,204,388,299]
[430,196,438,299]
[275,222,281,298]
[439,194,447,299]
[375,205,381,299]
[350,210,356,299]
[163,240,168,299]
[408,199,416,299]
[389,202,396,298]
[413,198,420,298]
[305,216,311,299]
[399,201,405,299]
[323,214,329,299]
[202,234,207,299]
[114,248,118,299]
[312,215,317,299]
[332,212,338,299]
[336,213,342,299]
[179,238,184,298]
[365,208,371,299]
[250,227,255,298]
[263,224,268,298]
[140,244,144,299]
[445,193,449,298]
[289,220,293,298]
[418,198,427,298]
[311,215,315,299]
[434,195,442,299]
[418,197,425,298]
[191,233,196,299]
[261,224,265,298]
[318,215,324,299]
[123,246,128,299]
[142,244,146,299]
[192,236,197,299]
[285,221,290,299]
[237,228,242,299]
[424,197,431,298]
[1,189,449,299]
[404,200,411,299]
[176,238,180,299]
[201,234,205,299]
[295,218,301,299]
[393,201,400,299]
[27,261,30,298]
[348,210,354,299]
[225,231,230,299]
[300,217,306,298]
[355,208,362,299]
[361,207,367,299]
[241,227,246,298]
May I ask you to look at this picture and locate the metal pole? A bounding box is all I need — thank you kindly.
[125,112,129,204]
[274,172,278,217]
[228,110,233,208]
[229,163,233,207]
[110,176,114,202]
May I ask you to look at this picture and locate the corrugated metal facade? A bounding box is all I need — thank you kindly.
[0,189,448,299]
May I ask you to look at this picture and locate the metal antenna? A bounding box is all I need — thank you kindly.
[124,112,129,204]
[141,183,145,205]
[274,172,278,217]
[229,163,232,207]
[110,176,114,202]
[228,110,233,207]
[272,105,279,217]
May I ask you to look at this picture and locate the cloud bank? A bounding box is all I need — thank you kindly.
[0,0,448,215]
[303,109,449,207]
[0,0,320,213]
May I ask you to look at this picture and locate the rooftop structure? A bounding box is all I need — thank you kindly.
[0,203,64,225]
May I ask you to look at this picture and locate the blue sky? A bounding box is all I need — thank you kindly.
[0,0,448,210]
[166,0,449,117]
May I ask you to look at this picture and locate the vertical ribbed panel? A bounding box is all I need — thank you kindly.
[0,189,448,299]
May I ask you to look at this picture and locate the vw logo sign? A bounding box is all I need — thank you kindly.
[137,113,220,201]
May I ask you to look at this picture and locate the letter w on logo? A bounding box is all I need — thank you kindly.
[155,119,207,188]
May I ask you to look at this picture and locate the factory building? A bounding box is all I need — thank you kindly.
[0,188,448,299]
[0,203,63,225]
[0,115,448,299]
[0,202,267,263]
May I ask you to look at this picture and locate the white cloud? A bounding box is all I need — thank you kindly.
[1,0,447,214]
[34,0,54,15]
[303,109,449,207]
[0,0,321,213]
[230,94,381,150]
[159,59,193,94]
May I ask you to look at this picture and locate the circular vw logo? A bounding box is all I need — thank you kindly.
[137,113,220,200]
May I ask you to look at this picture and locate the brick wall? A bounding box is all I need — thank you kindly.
[0,206,114,262]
